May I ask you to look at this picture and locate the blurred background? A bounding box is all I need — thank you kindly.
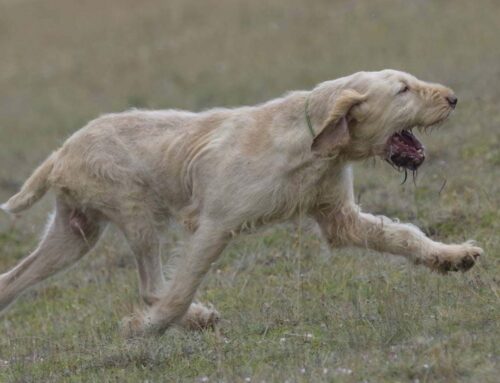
[0,1,498,381]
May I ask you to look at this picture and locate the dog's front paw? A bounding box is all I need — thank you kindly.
[178,302,220,331]
[428,241,483,274]
[120,311,158,338]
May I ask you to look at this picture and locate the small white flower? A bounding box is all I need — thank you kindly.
[335,367,353,375]
[300,367,306,374]
[279,337,286,343]
[323,368,329,375]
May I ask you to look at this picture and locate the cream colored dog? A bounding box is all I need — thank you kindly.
[0,70,482,337]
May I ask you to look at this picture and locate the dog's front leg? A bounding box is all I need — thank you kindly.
[121,219,229,337]
[314,206,483,273]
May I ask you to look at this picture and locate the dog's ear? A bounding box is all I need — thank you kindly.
[311,90,366,156]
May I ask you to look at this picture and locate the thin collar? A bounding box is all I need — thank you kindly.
[304,96,315,138]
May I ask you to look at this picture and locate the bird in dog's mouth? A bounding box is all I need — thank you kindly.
[386,129,425,171]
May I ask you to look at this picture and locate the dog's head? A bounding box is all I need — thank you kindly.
[311,70,457,171]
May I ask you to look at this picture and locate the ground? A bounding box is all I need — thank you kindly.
[0,0,498,382]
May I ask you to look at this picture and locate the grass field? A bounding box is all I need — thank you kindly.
[0,0,499,381]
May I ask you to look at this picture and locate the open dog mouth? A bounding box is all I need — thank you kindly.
[386,129,425,171]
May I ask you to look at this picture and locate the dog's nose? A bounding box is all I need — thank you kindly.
[446,95,458,108]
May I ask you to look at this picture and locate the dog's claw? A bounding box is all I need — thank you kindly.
[458,255,476,271]
[428,242,483,274]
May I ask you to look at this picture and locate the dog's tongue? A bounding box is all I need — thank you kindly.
[387,130,425,170]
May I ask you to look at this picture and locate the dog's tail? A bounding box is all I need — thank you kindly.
[1,151,59,215]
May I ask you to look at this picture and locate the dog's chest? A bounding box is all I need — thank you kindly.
[264,161,337,216]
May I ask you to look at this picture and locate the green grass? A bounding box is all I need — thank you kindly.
[0,0,499,381]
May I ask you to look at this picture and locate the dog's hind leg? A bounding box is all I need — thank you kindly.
[0,197,104,314]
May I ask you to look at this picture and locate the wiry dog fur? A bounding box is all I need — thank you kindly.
[0,70,483,337]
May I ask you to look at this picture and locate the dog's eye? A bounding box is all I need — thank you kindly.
[398,85,410,95]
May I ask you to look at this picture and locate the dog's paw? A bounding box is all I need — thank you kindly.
[178,302,220,331]
[120,311,158,338]
[429,241,483,274]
